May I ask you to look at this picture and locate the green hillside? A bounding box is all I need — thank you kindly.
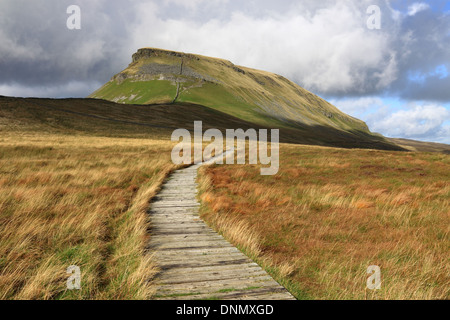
[90,48,371,132]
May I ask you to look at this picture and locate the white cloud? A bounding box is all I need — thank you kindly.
[407,3,430,16]
[369,104,450,142]
[330,98,450,143]
[330,97,385,117]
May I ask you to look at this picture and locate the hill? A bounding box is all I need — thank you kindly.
[388,138,450,154]
[88,48,402,150]
[0,96,404,150]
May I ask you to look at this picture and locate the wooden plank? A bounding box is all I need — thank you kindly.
[158,275,275,287]
[150,239,231,247]
[149,222,207,229]
[156,263,262,277]
[154,254,252,266]
[156,278,283,296]
[151,202,200,208]
[151,234,226,242]
[151,229,218,236]
[149,212,201,219]
[150,219,204,226]
[150,216,202,222]
[157,268,270,284]
[150,224,214,231]
[157,259,252,270]
[154,249,242,259]
[149,243,235,252]
[149,208,199,214]
[159,288,293,300]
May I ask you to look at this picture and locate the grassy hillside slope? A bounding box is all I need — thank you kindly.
[388,138,450,154]
[0,96,403,150]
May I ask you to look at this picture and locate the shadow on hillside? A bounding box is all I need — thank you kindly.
[1,96,405,151]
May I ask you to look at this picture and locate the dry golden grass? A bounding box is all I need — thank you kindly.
[198,144,450,300]
[198,174,262,256]
[0,133,177,299]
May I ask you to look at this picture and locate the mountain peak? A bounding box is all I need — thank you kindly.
[133,48,189,62]
[90,47,372,134]
[132,47,233,65]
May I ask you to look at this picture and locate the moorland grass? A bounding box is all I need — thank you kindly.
[0,133,177,299]
[198,144,450,300]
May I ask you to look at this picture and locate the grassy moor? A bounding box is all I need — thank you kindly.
[198,145,449,300]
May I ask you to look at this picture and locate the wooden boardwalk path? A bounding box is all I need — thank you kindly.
[148,153,295,300]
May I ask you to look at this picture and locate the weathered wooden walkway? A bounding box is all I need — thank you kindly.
[148,153,295,300]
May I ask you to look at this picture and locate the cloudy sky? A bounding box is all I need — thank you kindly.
[1,0,449,143]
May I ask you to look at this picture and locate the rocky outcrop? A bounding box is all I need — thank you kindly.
[129,48,246,83]
[113,48,219,84]
[132,48,200,63]
[138,63,182,76]
[132,48,185,63]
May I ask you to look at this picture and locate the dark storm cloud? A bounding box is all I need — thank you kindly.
[0,0,134,90]
[400,75,450,102]
[378,7,450,102]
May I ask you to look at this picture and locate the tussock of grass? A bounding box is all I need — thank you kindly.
[198,168,262,256]
[198,144,450,300]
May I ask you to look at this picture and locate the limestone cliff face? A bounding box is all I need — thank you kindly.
[113,48,218,84]
[132,48,193,62]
